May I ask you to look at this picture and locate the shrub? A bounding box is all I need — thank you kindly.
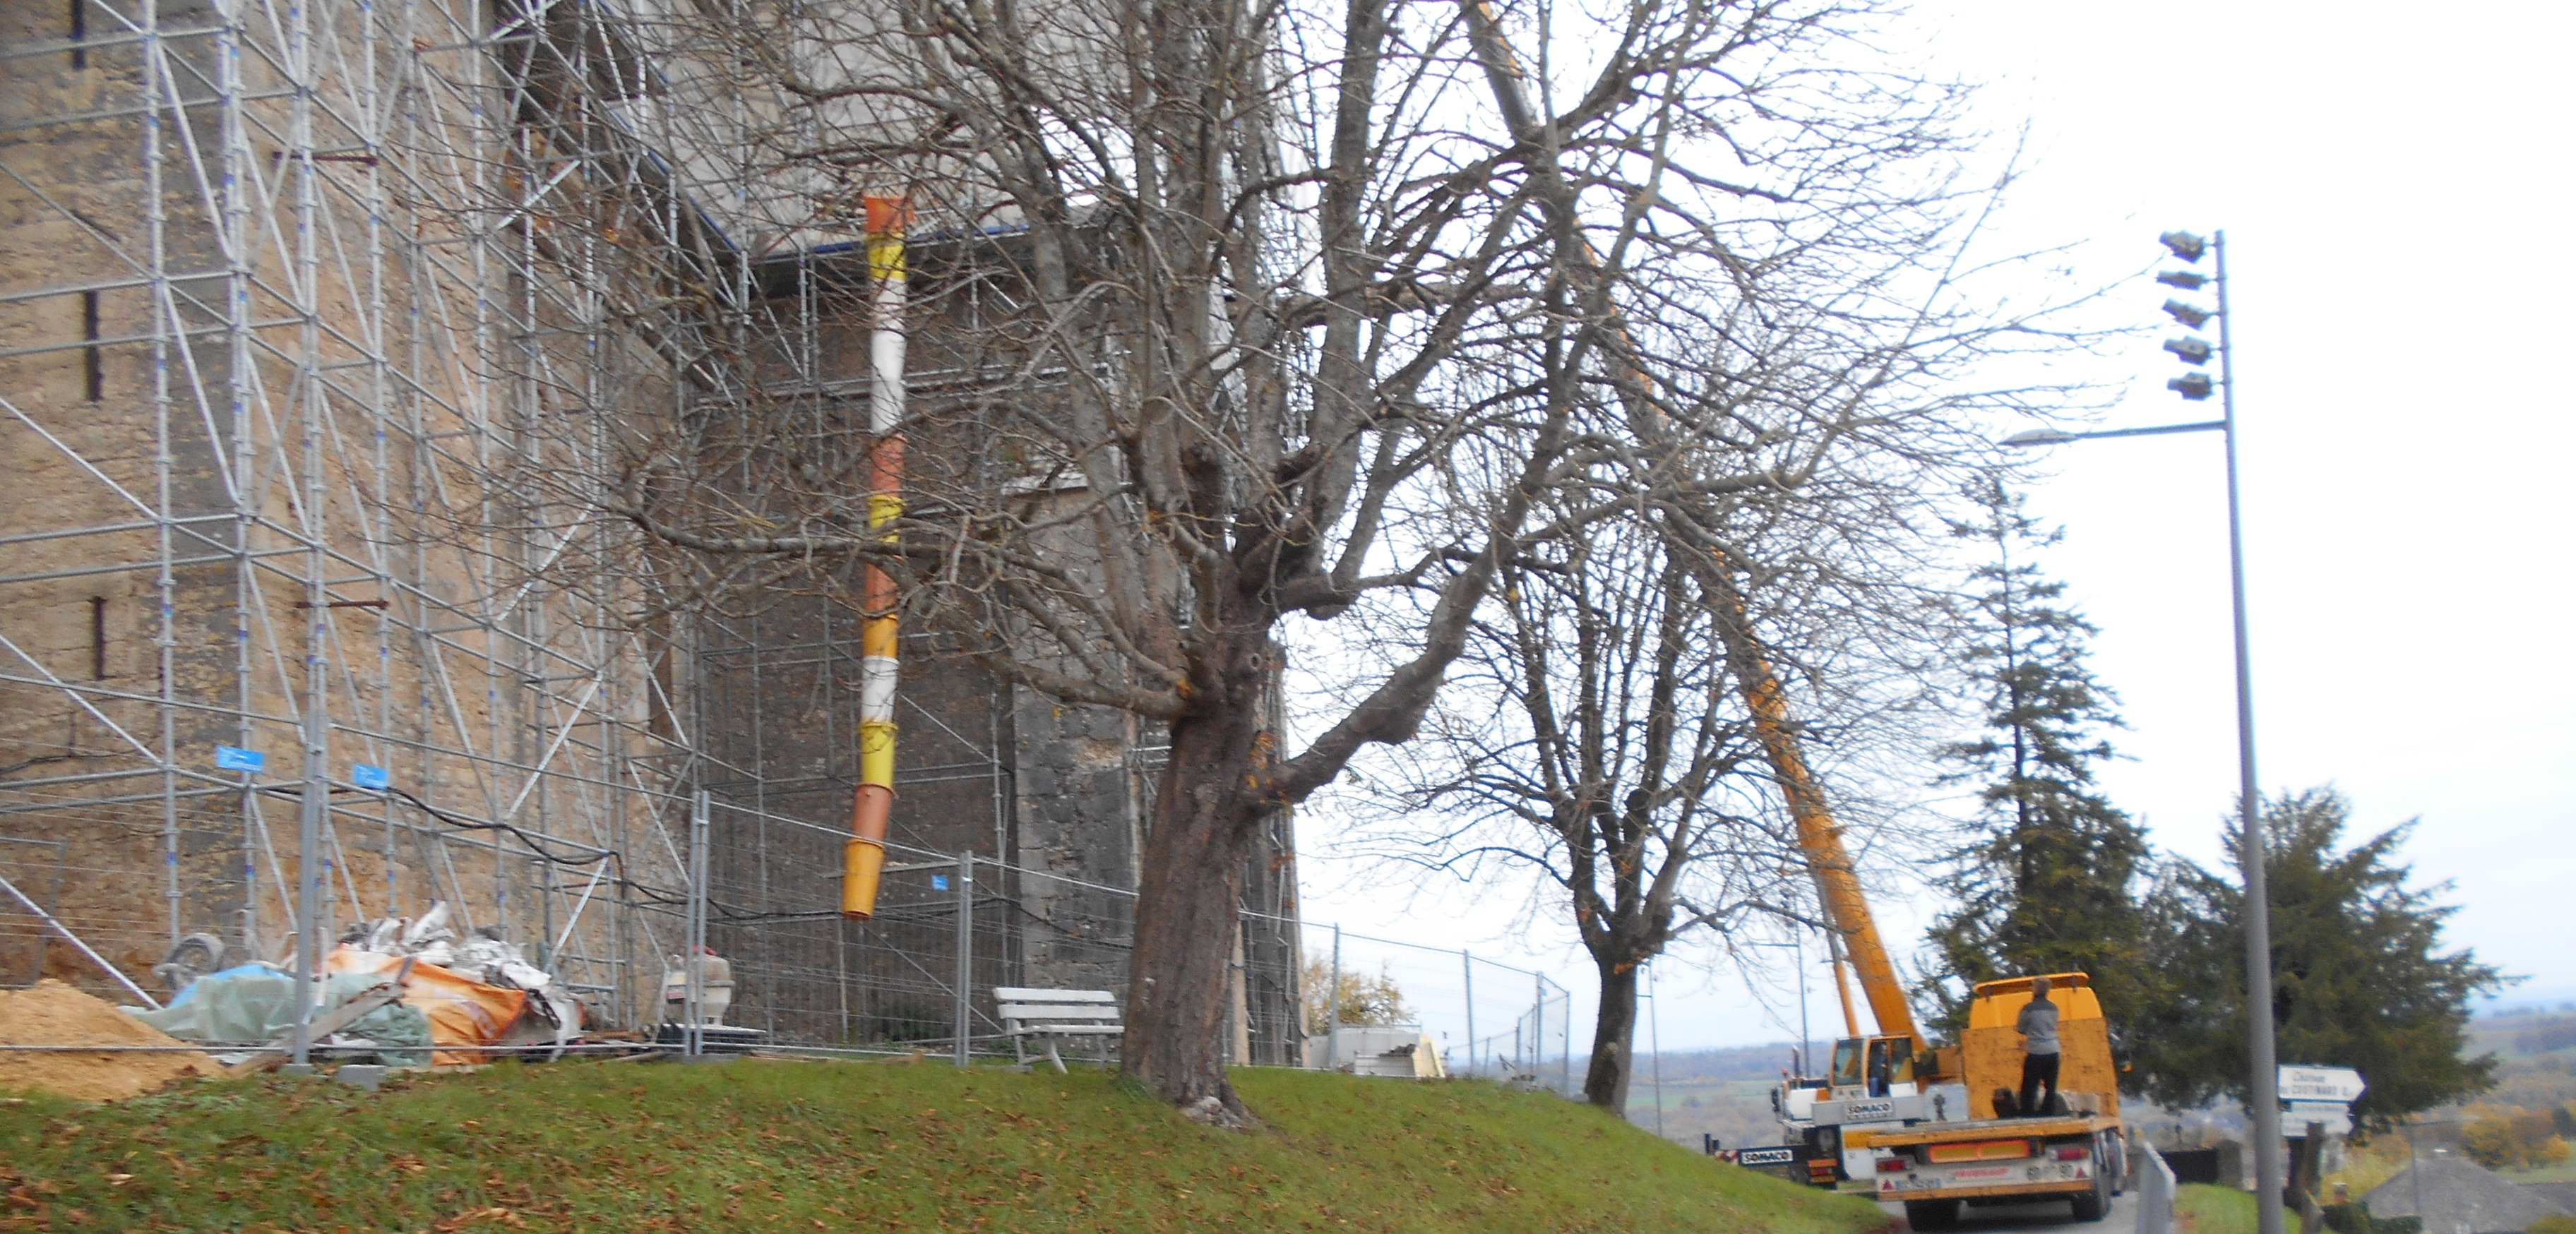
[2322,1202,2421,1234]
[2459,1105,2570,1170]
[2463,1115,2525,1169]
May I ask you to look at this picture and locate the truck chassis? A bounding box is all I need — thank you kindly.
[1844,1115,2124,1227]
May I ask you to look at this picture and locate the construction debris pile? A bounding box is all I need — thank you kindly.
[0,906,763,1101]
[323,904,586,1062]
[0,981,220,1101]
[117,903,588,1068]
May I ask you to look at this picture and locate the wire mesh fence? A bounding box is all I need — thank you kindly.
[0,780,1578,1096]
[1302,918,1576,1091]
[684,793,1576,1091]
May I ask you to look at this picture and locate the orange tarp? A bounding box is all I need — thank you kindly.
[325,947,527,1065]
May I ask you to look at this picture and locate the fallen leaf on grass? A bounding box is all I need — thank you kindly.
[434,1206,525,1231]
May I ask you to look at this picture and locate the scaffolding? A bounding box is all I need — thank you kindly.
[0,0,1316,1056]
[0,0,741,1026]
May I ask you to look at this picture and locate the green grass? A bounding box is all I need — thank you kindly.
[2175,1182,2256,1234]
[0,1059,1893,1233]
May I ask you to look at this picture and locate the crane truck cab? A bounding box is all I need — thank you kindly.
[1770,1035,1923,1120]
[1778,1034,1940,1186]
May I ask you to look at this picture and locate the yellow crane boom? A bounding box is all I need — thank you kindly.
[1705,568,1925,1056]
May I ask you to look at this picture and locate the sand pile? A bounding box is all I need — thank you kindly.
[0,979,221,1101]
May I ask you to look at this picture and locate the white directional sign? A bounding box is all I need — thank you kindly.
[2284,1101,2354,1135]
[2278,1065,2366,1104]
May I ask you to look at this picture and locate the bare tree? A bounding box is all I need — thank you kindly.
[1344,503,1802,1109]
[475,0,2066,1117]
[1334,453,2014,1112]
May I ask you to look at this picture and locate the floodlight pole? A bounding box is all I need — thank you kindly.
[2003,227,2282,1234]
[2214,230,2288,1234]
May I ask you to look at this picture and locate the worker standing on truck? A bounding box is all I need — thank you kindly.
[2015,975,2062,1117]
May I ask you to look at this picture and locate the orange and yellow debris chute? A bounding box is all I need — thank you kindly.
[842,195,910,921]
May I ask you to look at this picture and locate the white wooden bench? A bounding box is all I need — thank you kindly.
[996,987,1122,1072]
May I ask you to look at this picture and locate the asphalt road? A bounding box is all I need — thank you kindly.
[1880,1190,2140,1233]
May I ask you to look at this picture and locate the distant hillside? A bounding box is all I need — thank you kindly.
[1634,1042,1804,1084]
[2471,1005,2576,1058]
[1625,1044,1804,1151]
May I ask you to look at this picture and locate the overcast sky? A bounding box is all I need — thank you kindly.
[1296,1,2576,1060]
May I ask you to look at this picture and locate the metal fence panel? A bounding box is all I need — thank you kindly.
[2133,1141,2177,1234]
[684,795,1576,1094]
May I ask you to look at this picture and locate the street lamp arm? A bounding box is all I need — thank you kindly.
[2000,420,2225,448]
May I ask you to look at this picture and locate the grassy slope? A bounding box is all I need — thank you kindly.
[0,1060,1891,1233]
[2174,1183,2255,1234]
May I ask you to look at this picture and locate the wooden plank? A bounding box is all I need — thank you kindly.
[998,1003,1121,1020]
[994,988,1116,1002]
[1013,1024,1123,1036]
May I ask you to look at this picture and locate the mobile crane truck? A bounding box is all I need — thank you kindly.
[1717,585,2127,1228]
[1828,975,2128,1227]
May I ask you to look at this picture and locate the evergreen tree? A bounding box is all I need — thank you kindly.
[1921,482,2157,1051]
[2128,788,2505,1128]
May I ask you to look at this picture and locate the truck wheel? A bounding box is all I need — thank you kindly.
[2069,1163,2111,1222]
[1903,1199,1960,1230]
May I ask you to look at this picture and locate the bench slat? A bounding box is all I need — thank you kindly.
[994,988,1117,1003]
[1010,1024,1125,1036]
[999,1004,1121,1020]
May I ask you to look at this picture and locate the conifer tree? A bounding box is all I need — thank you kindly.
[2128,788,2503,1126]
[1921,482,2156,1050]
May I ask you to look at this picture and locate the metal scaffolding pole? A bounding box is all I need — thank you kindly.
[953,851,974,1066]
[686,790,710,1057]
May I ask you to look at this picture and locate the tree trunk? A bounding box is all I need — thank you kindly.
[1583,959,1640,1110]
[1121,627,1274,1119]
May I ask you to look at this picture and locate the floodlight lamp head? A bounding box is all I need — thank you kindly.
[2168,372,2217,401]
[2160,230,2208,263]
[2001,428,2077,448]
[2162,336,2214,365]
[2157,270,2208,291]
[2163,299,2214,329]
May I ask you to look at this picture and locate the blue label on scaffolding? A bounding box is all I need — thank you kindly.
[931,874,950,892]
[215,745,266,773]
[351,764,390,790]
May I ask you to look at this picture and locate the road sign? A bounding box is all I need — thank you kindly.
[351,764,390,790]
[2279,1065,2366,1103]
[215,745,266,774]
[2284,1101,2353,1135]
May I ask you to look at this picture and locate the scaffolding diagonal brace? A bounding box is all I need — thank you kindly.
[0,869,161,1009]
